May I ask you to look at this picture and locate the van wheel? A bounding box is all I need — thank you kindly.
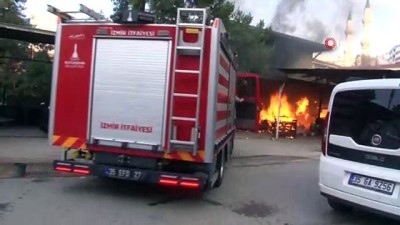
[214,152,225,188]
[328,199,353,212]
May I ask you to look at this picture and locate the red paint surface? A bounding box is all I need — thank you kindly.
[53,24,176,147]
[218,73,229,88]
[219,55,230,72]
[53,23,234,159]
[216,111,228,121]
[217,92,229,103]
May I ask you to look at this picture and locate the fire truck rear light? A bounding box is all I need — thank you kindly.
[73,168,90,175]
[180,181,200,189]
[159,178,179,186]
[55,166,72,172]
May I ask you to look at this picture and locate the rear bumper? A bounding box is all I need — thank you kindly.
[320,185,400,220]
[319,155,400,217]
[53,160,207,189]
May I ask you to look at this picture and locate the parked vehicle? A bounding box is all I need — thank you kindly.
[320,78,400,218]
[48,5,237,190]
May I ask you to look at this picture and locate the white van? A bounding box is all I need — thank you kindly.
[319,78,400,218]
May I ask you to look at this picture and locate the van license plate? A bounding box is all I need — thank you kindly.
[104,167,142,181]
[348,173,395,195]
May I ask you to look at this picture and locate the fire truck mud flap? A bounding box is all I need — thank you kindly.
[53,160,207,189]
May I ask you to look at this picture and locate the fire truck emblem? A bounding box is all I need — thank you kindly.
[64,43,86,69]
[71,44,79,61]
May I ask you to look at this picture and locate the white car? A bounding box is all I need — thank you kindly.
[320,78,400,219]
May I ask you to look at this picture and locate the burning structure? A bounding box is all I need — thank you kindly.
[236,73,332,138]
[259,90,330,138]
[235,28,330,137]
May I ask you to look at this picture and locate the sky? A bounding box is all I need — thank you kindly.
[24,0,400,58]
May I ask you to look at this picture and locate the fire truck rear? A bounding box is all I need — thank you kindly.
[48,5,237,190]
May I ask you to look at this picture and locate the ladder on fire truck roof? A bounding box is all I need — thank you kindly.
[47,4,108,22]
[168,8,208,155]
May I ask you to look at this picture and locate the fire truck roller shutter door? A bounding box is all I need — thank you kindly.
[89,38,172,150]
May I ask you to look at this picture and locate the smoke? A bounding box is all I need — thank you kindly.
[333,0,356,40]
[271,0,356,42]
[271,0,307,34]
[305,20,328,43]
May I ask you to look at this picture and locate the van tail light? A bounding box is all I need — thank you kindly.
[321,112,330,156]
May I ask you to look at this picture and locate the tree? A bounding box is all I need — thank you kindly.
[148,0,183,24]
[0,0,31,105]
[9,51,52,103]
[228,10,273,74]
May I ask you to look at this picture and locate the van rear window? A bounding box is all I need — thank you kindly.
[330,89,400,150]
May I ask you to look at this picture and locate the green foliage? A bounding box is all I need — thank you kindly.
[111,0,134,14]
[0,0,29,25]
[148,0,183,24]
[0,0,28,104]
[9,51,52,102]
[228,12,273,74]
[0,0,53,105]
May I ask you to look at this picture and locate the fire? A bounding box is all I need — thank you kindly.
[319,109,328,119]
[296,97,312,130]
[296,97,309,115]
[260,93,295,123]
[259,92,322,135]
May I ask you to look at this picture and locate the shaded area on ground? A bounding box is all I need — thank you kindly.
[0,160,397,225]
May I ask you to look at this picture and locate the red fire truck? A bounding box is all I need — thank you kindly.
[48,5,237,190]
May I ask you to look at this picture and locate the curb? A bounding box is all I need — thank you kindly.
[0,162,77,179]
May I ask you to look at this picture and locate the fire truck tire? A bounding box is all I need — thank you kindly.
[214,150,225,188]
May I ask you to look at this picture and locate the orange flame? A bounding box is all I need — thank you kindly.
[296,97,312,130]
[260,93,295,123]
[259,92,324,133]
[319,109,328,119]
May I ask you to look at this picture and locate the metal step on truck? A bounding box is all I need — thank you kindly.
[48,4,238,190]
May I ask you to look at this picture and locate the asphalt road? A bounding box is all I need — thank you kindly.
[0,156,398,225]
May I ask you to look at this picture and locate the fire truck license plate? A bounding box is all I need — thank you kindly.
[104,167,142,181]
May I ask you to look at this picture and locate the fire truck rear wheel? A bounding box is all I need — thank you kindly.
[214,151,225,188]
